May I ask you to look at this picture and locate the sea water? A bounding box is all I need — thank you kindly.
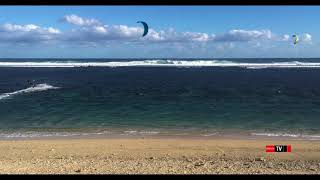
[0,58,319,139]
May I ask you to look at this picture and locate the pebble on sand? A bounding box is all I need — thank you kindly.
[255,157,266,162]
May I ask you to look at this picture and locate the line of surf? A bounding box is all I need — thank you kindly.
[0,83,60,100]
[251,132,320,140]
[1,60,320,68]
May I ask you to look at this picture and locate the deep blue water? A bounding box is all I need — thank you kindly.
[0,58,320,139]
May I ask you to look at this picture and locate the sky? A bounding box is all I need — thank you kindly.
[0,6,318,58]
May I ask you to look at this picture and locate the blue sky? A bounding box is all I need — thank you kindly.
[0,6,318,58]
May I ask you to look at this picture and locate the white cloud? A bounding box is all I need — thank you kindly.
[1,23,60,34]
[63,25,144,43]
[301,33,312,43]
[0,23,61,43]
[213,29,273,42]
[143,28,214,43]
[62,17,215,44]
[0,15,313,49]
[59,15,315,46]
[61,14,101,26]
[60,15,215,43]
[282,34,290,41]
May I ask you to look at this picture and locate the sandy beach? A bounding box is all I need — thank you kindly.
[0,137,319,174]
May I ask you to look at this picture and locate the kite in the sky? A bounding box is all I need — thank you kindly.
[137,21,149,37]
[292,34,299,45]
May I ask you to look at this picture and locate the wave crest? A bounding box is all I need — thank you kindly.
[0,83,60,100]
[251,132,320,140]
[1,60,320,68]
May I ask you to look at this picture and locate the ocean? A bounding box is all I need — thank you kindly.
[0,58,320,140]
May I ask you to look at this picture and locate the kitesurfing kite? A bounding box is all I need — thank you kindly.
[292,34,299,59]
[292,34,299,45]
[137,21,149,37]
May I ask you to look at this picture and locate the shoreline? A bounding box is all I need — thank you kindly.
[0,136,319,174]
[1,133,320,141]
[1,128,320,141]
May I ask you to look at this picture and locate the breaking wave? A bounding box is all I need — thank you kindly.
[0,131,110,139]
[251,132,320,140]
[1,60,320,68]
[0,83,60,100]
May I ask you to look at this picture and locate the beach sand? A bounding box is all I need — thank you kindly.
[0,137,319,174]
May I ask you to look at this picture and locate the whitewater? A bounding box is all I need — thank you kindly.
[0,84,60,100]
[1,60,320,68]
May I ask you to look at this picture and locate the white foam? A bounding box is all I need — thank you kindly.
[0,83,60,100]
[201,133,218,137]
[124,130,138,134]
[123,130,160,135]
[0,131,110,139]
[251,132,320,140]
[139,131,160,134]
[1,60,320,68]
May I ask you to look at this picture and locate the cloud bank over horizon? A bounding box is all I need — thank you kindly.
[0,14,313,46]
[0,14,315,58]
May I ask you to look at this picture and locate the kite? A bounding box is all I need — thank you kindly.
[137,21,149,37]
[292,34,299,45]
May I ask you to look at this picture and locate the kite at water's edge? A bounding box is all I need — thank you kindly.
[137,21,149,37]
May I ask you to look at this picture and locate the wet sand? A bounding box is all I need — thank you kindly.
[0,137,319,174]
